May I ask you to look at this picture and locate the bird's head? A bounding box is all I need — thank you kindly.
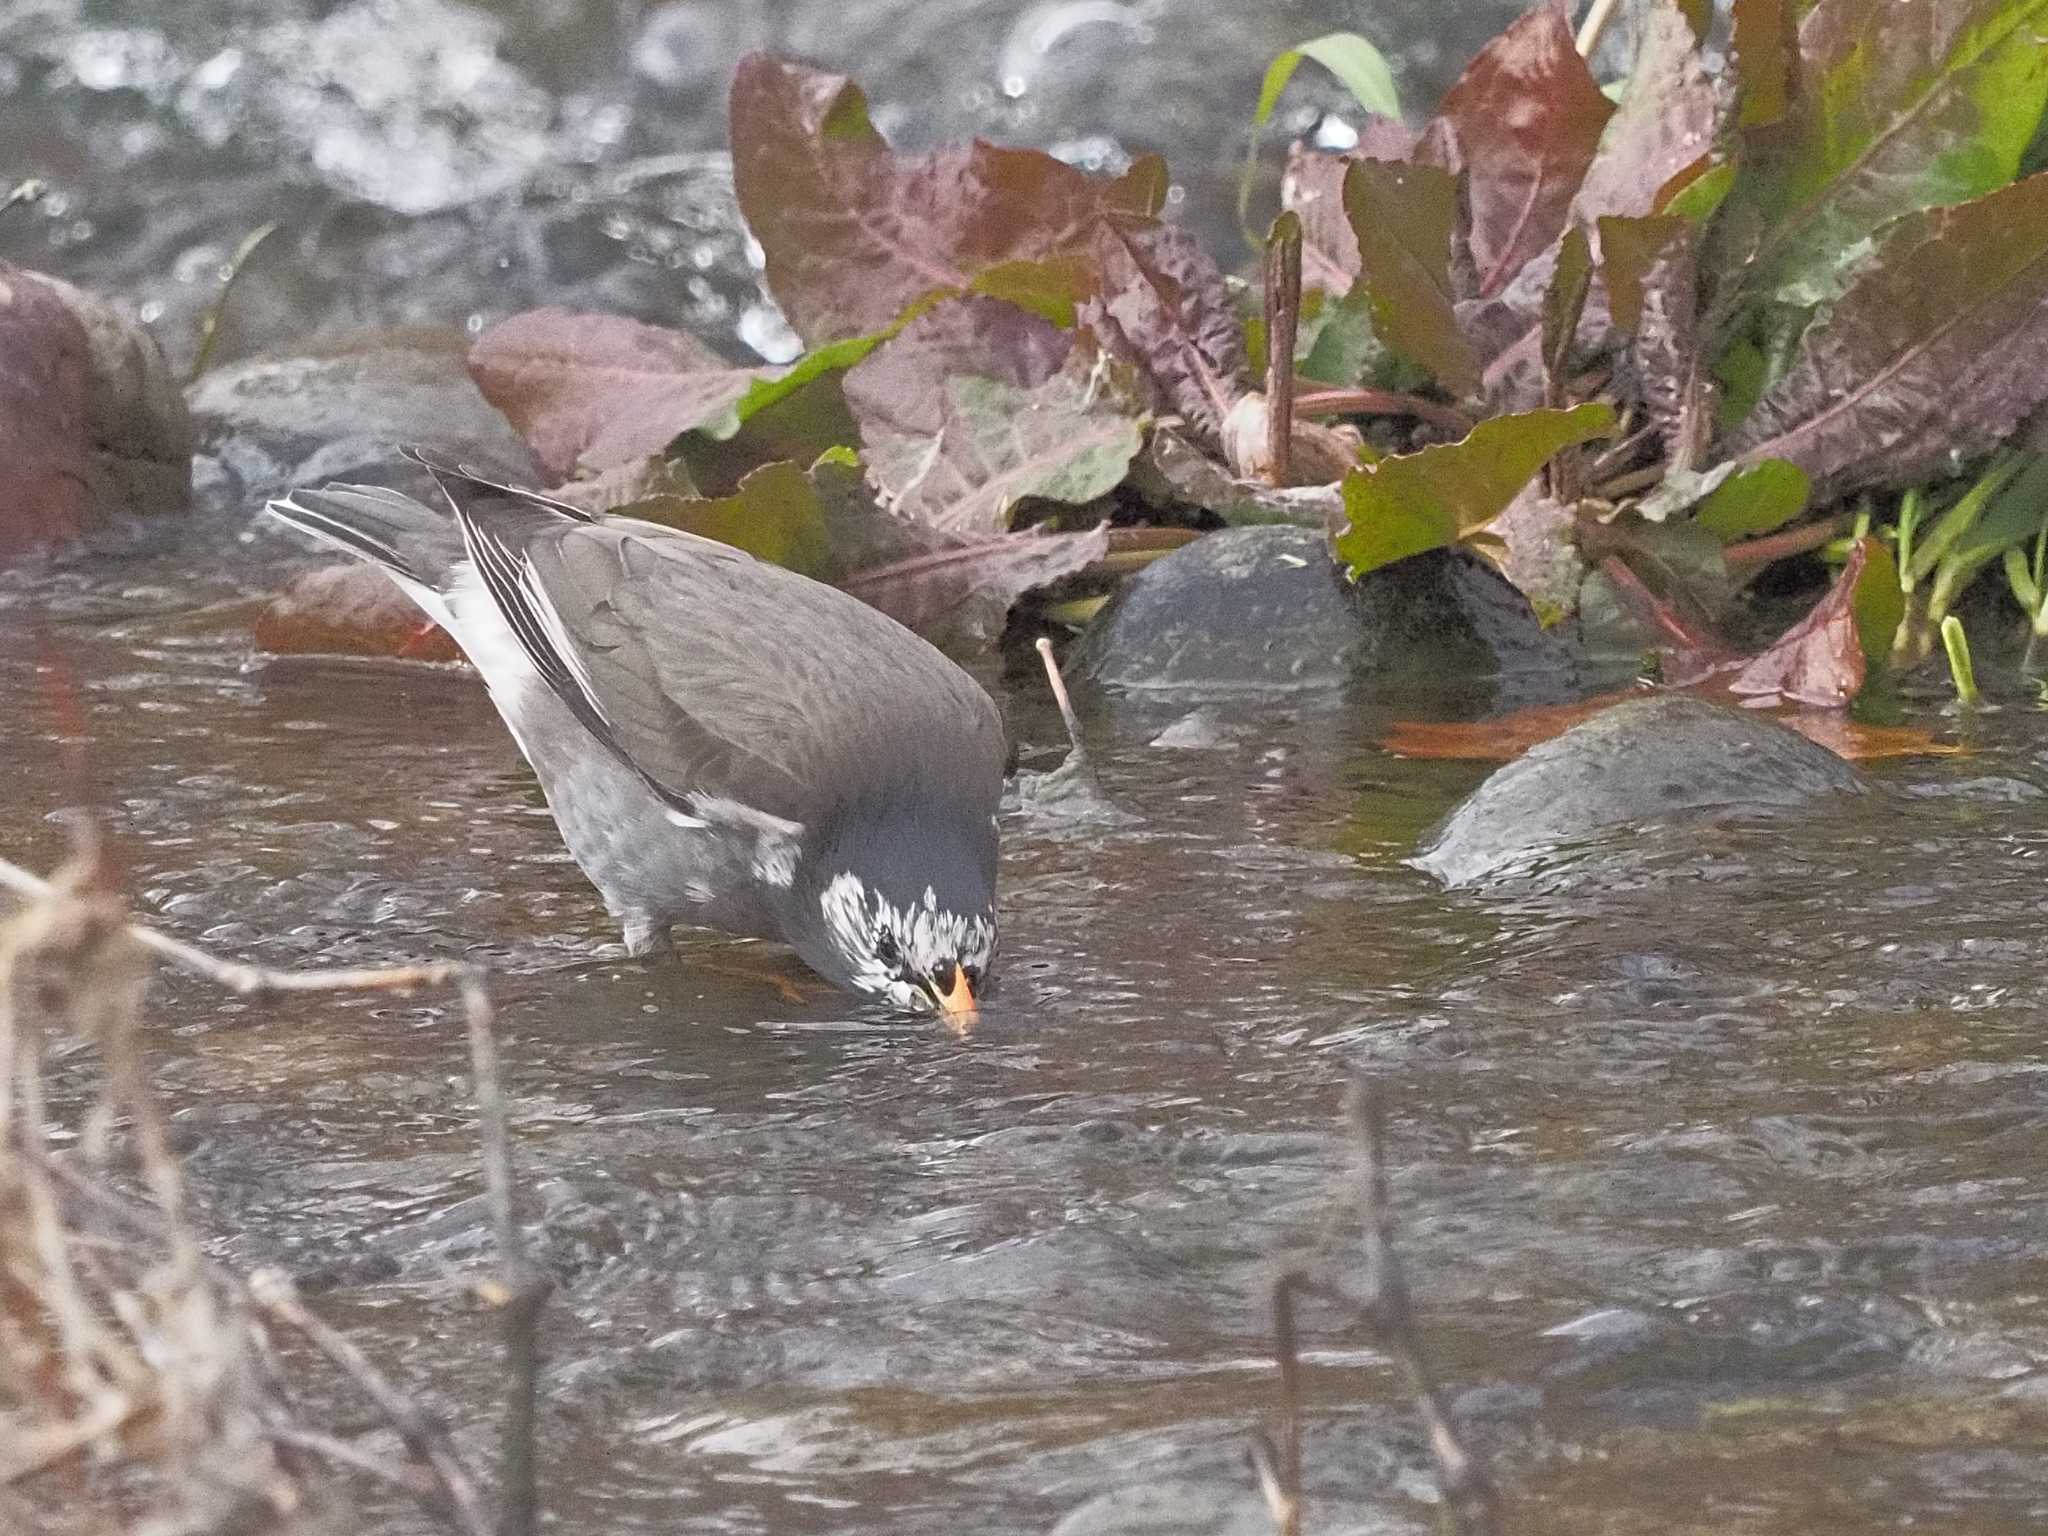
[793,805,997,1020]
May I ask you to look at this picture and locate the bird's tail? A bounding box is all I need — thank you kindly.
[265,483,466,588]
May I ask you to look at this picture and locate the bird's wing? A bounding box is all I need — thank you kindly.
[455,492,1005,827]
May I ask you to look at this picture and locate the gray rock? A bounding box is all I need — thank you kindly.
[1070,526,1581,701]
[1414,694,1867,887]
[187,333,540,506]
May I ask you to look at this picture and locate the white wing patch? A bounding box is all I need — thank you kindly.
[686,793,803,888]
[518,557,606,724]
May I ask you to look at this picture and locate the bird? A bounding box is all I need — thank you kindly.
[265,453,1005,1019]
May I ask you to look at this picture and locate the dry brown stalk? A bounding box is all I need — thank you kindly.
[0,826,545,1536]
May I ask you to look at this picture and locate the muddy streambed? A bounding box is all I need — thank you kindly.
[8,527,2048,1533]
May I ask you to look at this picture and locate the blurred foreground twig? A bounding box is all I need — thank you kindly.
[0,830,546,1536]
[1251,1075,1499,1536]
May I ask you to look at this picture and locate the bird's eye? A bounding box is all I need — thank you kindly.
[931,959,958,994]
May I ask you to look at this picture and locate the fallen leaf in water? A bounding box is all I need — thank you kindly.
[253,563,461,662]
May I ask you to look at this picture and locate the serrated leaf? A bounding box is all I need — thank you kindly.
[1340,159,1481,396]
[1693,458,1811,540]
[1601,214,1706,465]
[1082,218,1250,446]
[1725,173,2048,496]
[1420,1,1614,299]
[843,299,1142,533]
[1731,0,2048,308]
[729,53,1164,346]
[1333,402,1616,576]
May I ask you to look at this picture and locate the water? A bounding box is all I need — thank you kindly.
[8,1,2048,1530]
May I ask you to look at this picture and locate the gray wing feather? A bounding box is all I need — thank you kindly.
[523,519,1006,824]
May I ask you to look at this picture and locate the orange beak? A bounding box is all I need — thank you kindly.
[933,966,977,1027]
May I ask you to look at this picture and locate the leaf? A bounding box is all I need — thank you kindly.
[469,308,775,481]
[1730,0,1797,129]
[1724,536,1871,706]
[1601,214,1707,465]
[1282,145,1363,291]
[1570,0,1729,224]
[1478,486,1585,621]
[1725,173,2048,496]
[729,53,1164,346]
[1694,458,1811,539]
[1082,218,1250,446]
[1333,402,1616,576]
[615,460,837,577]
[843,299,1142,533]
[1542,225,1594,406]
[1851,534,1907,665]
[0,265,91,559]
[1421,0,1614,299]
[253,563,462,662]
[1340,159,1481,396]
[1243,33,1404,236]
[812,452,1109,645]
[1732,0,2048,307]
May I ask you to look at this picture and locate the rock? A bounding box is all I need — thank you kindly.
[187,329,540,506]
[1070,525,1582,700]
[32,271,195,515]
[0,265,91,559]
[1413,693,1868,886]
[252,563,461,662]
[0,265,194,560]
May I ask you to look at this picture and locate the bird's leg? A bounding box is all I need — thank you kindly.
[619,914,673,957]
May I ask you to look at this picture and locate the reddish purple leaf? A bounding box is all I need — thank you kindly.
[730,53,1165,346]
[0,266,91,561]
[1601,214,1709,468]
[1280,120,1419,291]
[469,308,771,482]
[1724,537,1869,707]
[1725,173,2048,496]
[1081,218,1250,445]
[843,298,1142,533]
[1421,0,1613,299]
[1570,0,1728,225]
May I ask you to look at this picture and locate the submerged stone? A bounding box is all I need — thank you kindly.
[1069,525,1582,702]
[1413,693,1868,887]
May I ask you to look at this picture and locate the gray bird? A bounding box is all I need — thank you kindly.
[266,456,1003,1018]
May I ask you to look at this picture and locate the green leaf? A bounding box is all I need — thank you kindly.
[1241,33,1403,241]
[1660,158,1736,221]
[1728,0,2048,309]
[1542,226,1595,400]
[1695,458,1811,540]
[1334,402,1617,577]
[1852,534,1907,666]
[617,460,836,576]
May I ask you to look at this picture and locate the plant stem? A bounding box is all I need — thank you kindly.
[1941,615,1980,706]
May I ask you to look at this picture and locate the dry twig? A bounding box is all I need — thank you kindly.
[1251,1075,1499,1536]
[0,828,547,1536]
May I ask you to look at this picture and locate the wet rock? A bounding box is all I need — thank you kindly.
[1070,526,1581,701]
[33,271,195,515]
[0,265,193,560]
[1047,1481,1276,1536]
[187,329,541,506]
[0,265,91,558]
[1414,694,1868,887]
[253,562,461,661]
